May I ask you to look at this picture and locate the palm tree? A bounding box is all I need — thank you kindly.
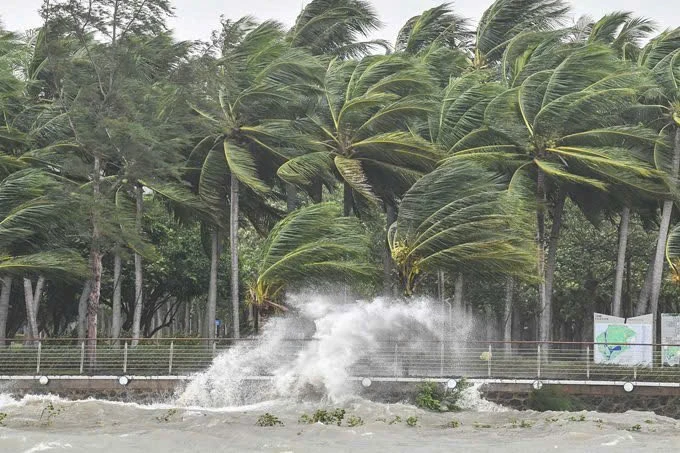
[278,54,437,216]
[388,162,535,295]
[451,44,668,343]
[249,202,374,310]
[191,17,321,338]
[567,12,657,317]
[287,0,389,59]
[633,28,680,322]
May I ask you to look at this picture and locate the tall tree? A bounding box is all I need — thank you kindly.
[190,17,320,338]
[635,29,680,322]
[452,44,667,342]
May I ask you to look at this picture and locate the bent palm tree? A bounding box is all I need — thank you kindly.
[389,162,535,296]
[249,202,374,309]
[452,45,668,342]
[191,18,321,338]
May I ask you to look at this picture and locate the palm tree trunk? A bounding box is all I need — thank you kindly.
[230,177,240,339]
[205,229,219,339]
[111,252,122,345]
[87,155,103,364]
[23,276,44,341]
[384,204,397,295]
[343,182,353,216]
[504,277,514,354]
[0,276,12,345]
[536,169,548,343]
[612,206,630,317]
[541,191,565,344]
[131,185,144,347]
[77,280,91,340]
[286,183,297,212]
[453,273,464,311]
[437,270,445,302]
[636,254,655,316]
[649,128,680,327]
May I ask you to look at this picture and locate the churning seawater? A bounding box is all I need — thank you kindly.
[1,294,679,452]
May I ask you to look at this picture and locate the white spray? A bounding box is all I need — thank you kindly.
[178,293,476,408]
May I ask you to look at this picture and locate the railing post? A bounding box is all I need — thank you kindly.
[537,344,541,378]
[487,344,492,378]
[36,341,42,374]
[440,341,444,377]
[79,341,85,374]
[123,342,128,374]
[586,345,590,380]
[168,341,174,375]
[394,343,399,377]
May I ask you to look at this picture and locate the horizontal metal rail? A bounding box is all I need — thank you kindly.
[0,339,678,385]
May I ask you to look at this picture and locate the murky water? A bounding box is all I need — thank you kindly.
[2,294,679,452]
[1,394,679,452]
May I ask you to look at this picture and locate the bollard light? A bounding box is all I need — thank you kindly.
[532,380,543,390]
[361,377,372,388]
[38,376,49,385]
[623,382,634,393]
[446,379,457,389]
[118,376,130,386]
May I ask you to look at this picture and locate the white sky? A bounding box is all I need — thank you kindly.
[1,0,677,43]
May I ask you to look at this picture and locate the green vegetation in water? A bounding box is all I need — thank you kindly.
[156,409,178,423]
[40,402,64,426]
[473,422,492,428]
[347,415,364,427]
[415,379,470,412]
[388,415,402,425]
[510,419,533,428]
[545,416,559,423]
[446,419,461,428]
[256,413,284,427]
[628,424,642,432]
[527,386,576,412]
[644,419,654,424]
[298,409,345,426]
[568,414,587,422]
[0,412,6,426]
[406,416,418,427]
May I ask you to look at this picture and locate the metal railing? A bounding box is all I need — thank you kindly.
[0,339,679,382]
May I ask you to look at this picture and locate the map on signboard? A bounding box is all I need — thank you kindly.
[593,313,653,366]
[595,325,636,361]
[661,314,680,366]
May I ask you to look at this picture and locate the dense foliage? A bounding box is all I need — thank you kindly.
[0,0,679,345]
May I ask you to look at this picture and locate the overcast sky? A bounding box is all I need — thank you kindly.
[1,0,676,43]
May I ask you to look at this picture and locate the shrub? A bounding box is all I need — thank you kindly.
[257,413,283,427]
[415,379,470,412]
[347,415,364,427]
[298,408,345,426]
[446,419,460,428]
[527,386,574,412]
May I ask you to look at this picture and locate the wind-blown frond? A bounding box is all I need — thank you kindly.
[390,161,535,295]
[251,202,375,307]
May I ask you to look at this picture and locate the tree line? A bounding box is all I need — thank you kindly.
[0,0,679,346]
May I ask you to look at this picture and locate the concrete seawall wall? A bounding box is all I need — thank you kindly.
[2,378,680,419]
